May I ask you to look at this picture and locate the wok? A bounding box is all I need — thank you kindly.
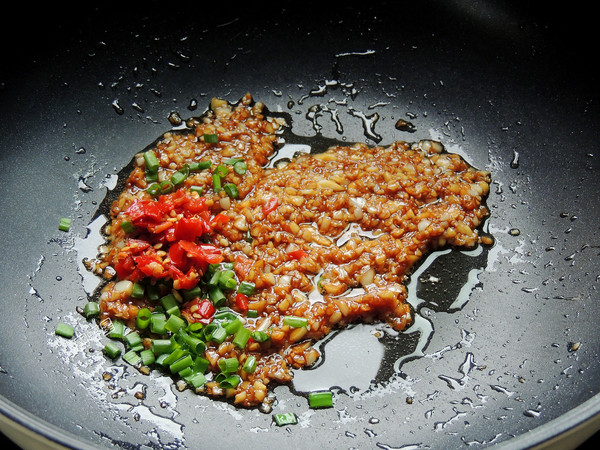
[1,1,599,448]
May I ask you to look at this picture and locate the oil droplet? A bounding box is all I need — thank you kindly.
[111,99,124,115]
[510,149,520,168]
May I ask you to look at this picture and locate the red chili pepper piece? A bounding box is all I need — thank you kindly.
[235,292,249,311]
[262,197,278,216]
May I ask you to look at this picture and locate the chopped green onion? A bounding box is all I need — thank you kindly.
[83,302,100,319]
[146,284,160,301]
[218,374,241,389]
[204,133,219,143]
[233,161,248,175]
[246,309,258,318]
[273,412,297,426]
[123,350,142,366]
[283,315,308,328]
[161,294,180,316]
[242,355,257,373]
[223,157,243,165]
[58,218,71,232]
[193,356,210,374]
[218,270,237,290]
[170,355,194,374]
[212,173,222,192]
[136,308,152,330]
[187,322,204,336]
[218,357,239,374]
[182,333,206,355]
[131,282,145,299]
[125,331,143,349]
[145,168,158,183]
[151,339,173,355]
[55,323,74,338]
[120,220,136,234]
[182,286,203,301]
[214,164,228,177]
[170,166,189,185]
[208,286,226,307]
[233,327,251,349]
[308,390,333,408]
[186,372,207,389]
[223,183,239,199]
[165,314,186,333]
[140,349,156,366]
[103,342,122,359]
[108,319,125,339]
[163,348,188,366]
[143,150,160,172]
[189,185,204,195]
[147,183,161,196]
[237,281,255,296]
[251,330,270,343]
[224,317,243,335]
[189,160,212,171]
[209,326,227,344]
[150,314,168,335]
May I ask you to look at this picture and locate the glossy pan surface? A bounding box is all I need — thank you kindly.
[1,2,598,448]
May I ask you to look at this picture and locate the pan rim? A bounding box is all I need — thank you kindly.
[2,390,600,449]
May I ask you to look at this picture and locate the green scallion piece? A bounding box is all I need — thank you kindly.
[186,372,207,389]
[131,282,145,299]
[170,355,194,374]
[242,355,257,373]
[233,161,248,175]
[218,270,237,291]
[223,157,243,165]
[144,150,160,172]
[170,167,189,185]
[150,314,168,335]
[140,349,156,366]
[123,350,142,366]
[146,285,160,302]
[163,348,188,366]
[246,309,258,319]
[147,183,161,196]
[189,185,204,195]
[120,220,136,234]
[218,374,241,389]
[224,317,243,335]
[103,341,122,359]
[165,314,186,333]
[223,183,239,199]
[182,286,203,301]
[208,286,226,307]
[193,356,210,374]
[308,390,334,408]
[187,322,204,336]
[273,412,297,426]
[233,327,251,349]
[189,160,212,171]
[182,334,206,355]
[161,294,180,316]
[214,164,228,177]
[145,168,158,183]
[108,319,125,340]
[237,281,255,296]
[58,218,71,232]
[218,357,239,374]
[151,339,173,355]
[283,315,308,328]
[212,173,222,192]
[83,302,100,319]
[251,331,270,343]
[136,308,152,330]
[209,326,227,344]
[125,331,142,349]
[204,133,219,143]
[55,323,74,338]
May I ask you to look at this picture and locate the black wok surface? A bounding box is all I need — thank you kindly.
[1,2,599,449]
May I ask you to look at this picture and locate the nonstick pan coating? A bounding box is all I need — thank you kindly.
[1,2,599,449]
